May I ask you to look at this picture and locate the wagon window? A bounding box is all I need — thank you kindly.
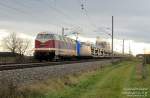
[65,37,70,43]
[62,36,66,42]
[59,36,64,41]
[48,34,54,39]
[54,35,60,40]
[63,37,67,42]
[69,39,72,43]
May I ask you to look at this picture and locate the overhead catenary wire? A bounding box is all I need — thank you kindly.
[0,0,82,40]
[0,0,81,35]
[0,2,65,37]
[79,0,97,28]
[78,0,112,38]
[37,0,79,28]
[0,0,71,28]
[0,0,68,30]
[41,0,84,36]
[0,1,33,21]
[0,1,29,14]
[0,0,43,20]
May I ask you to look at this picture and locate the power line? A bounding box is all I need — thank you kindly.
[37,0,78,28]
[0,1,64,32]
[0,0,68,28]
[0,1,36,22]
[41,0,84,35]
[79,0,97,28]
[78,0,113,38]
[0,1,28,14]
[0,0,39,19]
[11,0,39,12]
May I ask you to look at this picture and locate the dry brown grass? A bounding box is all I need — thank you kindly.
[136,63,144,79]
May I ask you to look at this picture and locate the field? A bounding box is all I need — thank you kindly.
[1,59,150,98]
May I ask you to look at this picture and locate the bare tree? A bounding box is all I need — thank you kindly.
[3,32,30,56]
[17,38,30,56]
[3,32,18,54]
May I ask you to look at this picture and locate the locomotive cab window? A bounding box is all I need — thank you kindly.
[36,34,54,40]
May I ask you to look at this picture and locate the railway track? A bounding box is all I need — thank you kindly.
[0,58,118,71]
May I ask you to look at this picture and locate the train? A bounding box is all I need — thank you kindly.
[34,32,125,61]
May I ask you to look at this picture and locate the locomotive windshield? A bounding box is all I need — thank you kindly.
[36,34,54,40]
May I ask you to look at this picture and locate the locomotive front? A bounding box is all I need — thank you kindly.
[34,32,55,60]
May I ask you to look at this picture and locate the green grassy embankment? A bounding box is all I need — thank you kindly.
[2,59,150,98]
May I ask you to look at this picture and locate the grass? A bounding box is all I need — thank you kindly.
[1,59,150,98]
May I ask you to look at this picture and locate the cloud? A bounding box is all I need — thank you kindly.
[0,0,150,54]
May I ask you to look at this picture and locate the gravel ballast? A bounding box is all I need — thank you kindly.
[0,59,118,87]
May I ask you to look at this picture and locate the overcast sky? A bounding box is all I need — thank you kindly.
[0,0,150,54]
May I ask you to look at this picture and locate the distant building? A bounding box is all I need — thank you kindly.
[136,53,150,64]
[136,54,144,58]
[143,54,150,64]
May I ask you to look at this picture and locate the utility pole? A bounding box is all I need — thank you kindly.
[128,40,131,55]
[112,16,114,63]
[143,48,146,64]
[62,27,64,36]
[122,39,124,55]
